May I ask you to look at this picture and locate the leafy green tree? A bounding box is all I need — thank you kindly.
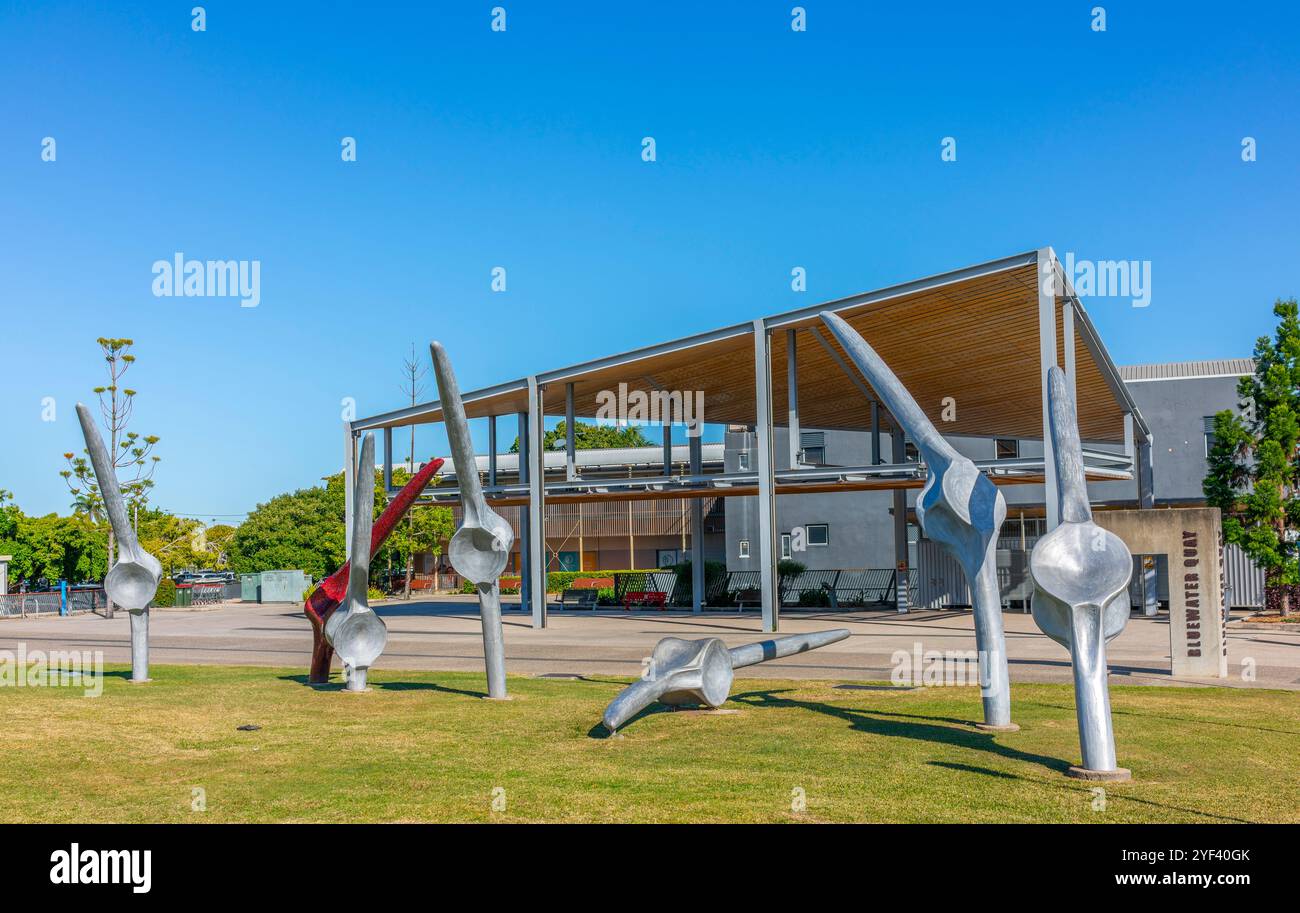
[509,420,653,453]
[230,466,453,586]
[229,484,343,580]
[204,524,237,569]
[1203,298,1300,616]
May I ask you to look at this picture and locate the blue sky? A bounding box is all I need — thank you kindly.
[1,1,1296,521]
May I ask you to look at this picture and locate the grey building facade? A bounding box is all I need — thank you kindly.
[723,359,1262,608]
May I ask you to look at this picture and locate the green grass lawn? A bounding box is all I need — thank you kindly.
[2,664,1296,823]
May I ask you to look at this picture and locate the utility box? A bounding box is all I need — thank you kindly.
[238,570,310,603]
[256,570,309,603]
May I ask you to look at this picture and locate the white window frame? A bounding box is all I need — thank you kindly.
[806,523,829,547]
[738,539,751,558]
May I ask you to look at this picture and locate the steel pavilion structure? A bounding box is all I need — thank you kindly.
[347,247,1153,633]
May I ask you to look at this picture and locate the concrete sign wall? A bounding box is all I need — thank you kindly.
[1096,508,1227,678]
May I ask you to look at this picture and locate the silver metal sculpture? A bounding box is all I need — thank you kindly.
[324,433,386,692]
[430,341,511,700]
[602,629,849,733]
[1031,367,1132,780]
[819,312,1014,730]
[76,403,161,683]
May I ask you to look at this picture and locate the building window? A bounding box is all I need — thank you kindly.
[904,442,919,463]
[800,431,826,465]
[780,534,792,559]
[738,450,751,471]
[995,438,1019,460]
[806,523,829,546]
[738,539,750,558]
[656,549,679,568]
[1203,416,1217,457]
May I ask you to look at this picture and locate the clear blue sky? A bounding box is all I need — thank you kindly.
[1,1,1296,521]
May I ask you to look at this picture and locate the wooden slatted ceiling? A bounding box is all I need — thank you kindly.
[375,259,1126,443]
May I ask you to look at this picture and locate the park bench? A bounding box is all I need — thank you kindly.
[622,590,667,609]
[560,576,612,610]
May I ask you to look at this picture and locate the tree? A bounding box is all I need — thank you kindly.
[398,343,428,598]
[1203,298,1300,616]
[228,484,343,580]
[204,524,237,569]
[509,420,653,453]
[229,466,453,587]
[58,338,161,616]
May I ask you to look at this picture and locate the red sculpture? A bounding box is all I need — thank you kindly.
[305,457,445,683]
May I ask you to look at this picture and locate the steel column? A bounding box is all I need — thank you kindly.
[565,383,577,481]
[382,427,393,493]
[689,424,705,613]
[488,416,498,488]
[871,401,881,465]
[891,426,909,613]
[1038,248,1061,530]
[752,320,779,632]
[1137,439,1155,509]
[343,425,357,557]
[517,412,530,612]
[787,329,800,468]
[527,377,547,628]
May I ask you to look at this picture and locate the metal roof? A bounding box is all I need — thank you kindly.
[354,248,1137,443]
[1118,359,1254,383]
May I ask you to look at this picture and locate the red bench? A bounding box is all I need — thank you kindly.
[622,590,667,610]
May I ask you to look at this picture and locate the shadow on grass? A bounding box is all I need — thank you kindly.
[927,761,1020,780]
[729,687,1073,775]
[1017,698,1300,737]
[275,674,487,699]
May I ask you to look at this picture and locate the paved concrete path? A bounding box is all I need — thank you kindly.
[2,598,1297,689]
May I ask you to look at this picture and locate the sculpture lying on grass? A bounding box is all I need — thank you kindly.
[1030,367,1133,781]
[818,312,1015,730]
[602,629,850,734]
[430,340,511,699]
[303,447,445,684]
[76,403,162,683]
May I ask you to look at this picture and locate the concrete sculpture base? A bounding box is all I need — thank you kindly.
[974,722,1021,733]
[1066,766,1132,782]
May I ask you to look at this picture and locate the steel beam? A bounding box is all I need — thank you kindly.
[752,320,779,632]
[527,378,547,628]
